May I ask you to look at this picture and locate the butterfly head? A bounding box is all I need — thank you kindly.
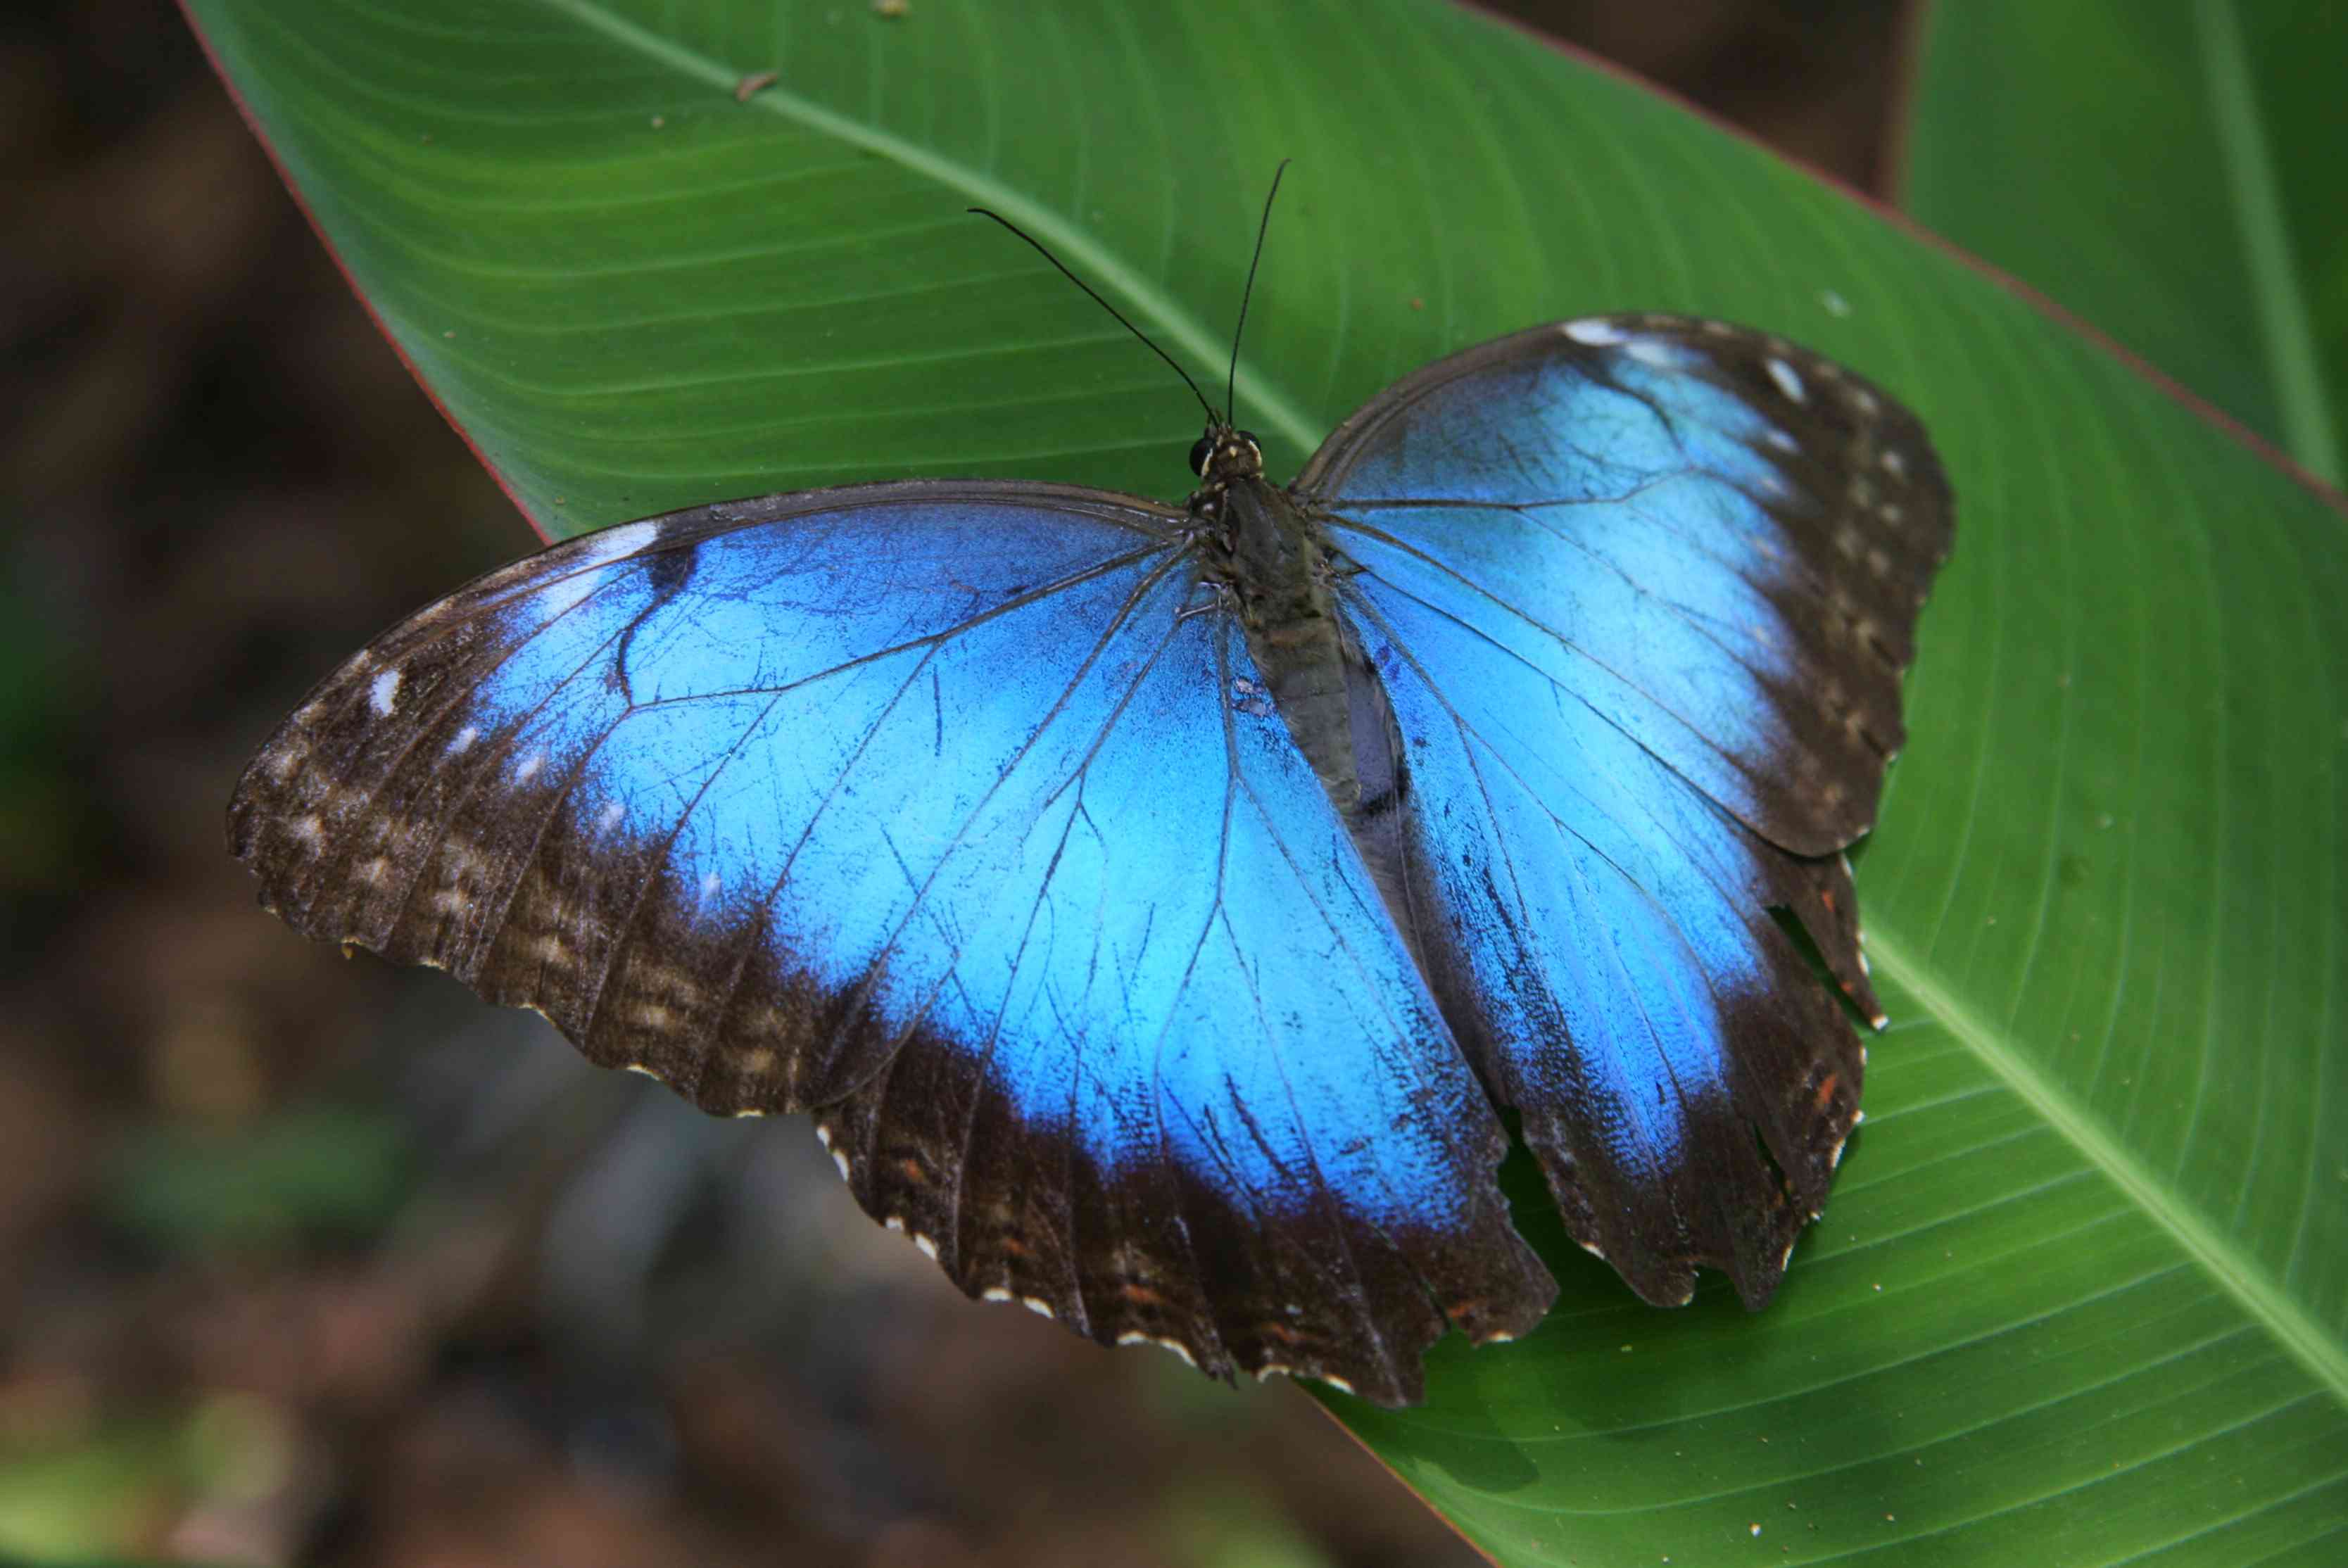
[1189,425,1264,485]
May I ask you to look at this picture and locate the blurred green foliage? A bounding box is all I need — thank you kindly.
[106,1106,409,1252]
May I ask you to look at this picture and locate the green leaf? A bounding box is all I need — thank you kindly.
[183,1,2348,1560]
[107,1106,410,1250]
[1901,0,2348,486]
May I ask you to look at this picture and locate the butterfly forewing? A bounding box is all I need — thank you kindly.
[1306,315,1950,854]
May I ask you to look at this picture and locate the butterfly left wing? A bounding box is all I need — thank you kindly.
[230,482,1551,1405]
[1299,315,1953,1308]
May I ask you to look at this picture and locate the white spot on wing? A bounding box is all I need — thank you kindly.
[1624,338,1683,367]
[515,752,543,781]
[1562,318,1629,345]
[577,519,657,570]
[1882,449,1909,479]
[450,725,479,754]
[913,1234,939,1260]
[369,668,401,715]
[1765,429,1800,453]
[537,521,660,618]
[1019,1296,1056,1321]
[599,801,625,831]
[1765,357,1807,402]
[1114,1332,1201,1371]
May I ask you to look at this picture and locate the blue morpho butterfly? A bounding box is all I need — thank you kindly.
[232,177,1950,1407]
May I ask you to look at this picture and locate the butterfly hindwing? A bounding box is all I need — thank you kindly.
[1304,315,1952,1306]
[229,481,1552,1405]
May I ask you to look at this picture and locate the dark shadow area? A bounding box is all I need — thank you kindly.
[1768,899,1883,1031]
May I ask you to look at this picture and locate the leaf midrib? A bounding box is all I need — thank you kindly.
[2195,0,2343,486]
[1867,930,2348,1409]
[536,0,1323,457]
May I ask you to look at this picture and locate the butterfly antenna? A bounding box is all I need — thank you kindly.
[1226,159,1290,424]
[966,206,1220,426]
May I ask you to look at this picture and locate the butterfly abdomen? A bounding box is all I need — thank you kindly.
[1216,476,1391,818]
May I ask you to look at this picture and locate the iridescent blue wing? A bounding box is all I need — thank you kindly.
[229,482,1550,1405]
[1301,316,1953,1308]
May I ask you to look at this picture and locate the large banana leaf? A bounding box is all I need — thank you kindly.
[181,1,2348,1562]
[1901,0,2347,486]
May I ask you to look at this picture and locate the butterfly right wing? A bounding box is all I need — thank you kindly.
[1299,318,1952,1310]
[229,482,1551,1405]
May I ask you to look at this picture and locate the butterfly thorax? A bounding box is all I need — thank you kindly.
[1192,427,1377,813]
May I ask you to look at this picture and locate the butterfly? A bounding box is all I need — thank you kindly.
[231,203,1950,1407]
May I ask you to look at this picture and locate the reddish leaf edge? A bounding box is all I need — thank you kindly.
[172,0,560,545]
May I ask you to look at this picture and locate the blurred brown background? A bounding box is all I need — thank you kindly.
[0,1,1905,1563]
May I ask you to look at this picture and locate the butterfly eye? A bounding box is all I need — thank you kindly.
[1189,435,1216,476]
